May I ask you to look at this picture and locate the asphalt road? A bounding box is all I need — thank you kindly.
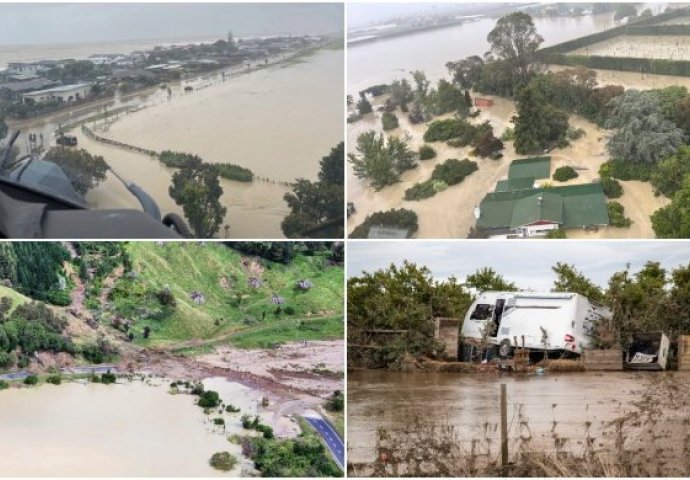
[305,415,344,470]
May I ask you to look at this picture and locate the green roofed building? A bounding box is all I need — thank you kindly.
[476,183,609,236]
[495,176,536,193]
[508,156,551,180]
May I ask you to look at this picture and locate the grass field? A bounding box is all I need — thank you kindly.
[112,243,344,347]
[0,285,32,311]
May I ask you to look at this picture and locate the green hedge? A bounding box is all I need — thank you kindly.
[214,163,254,182]
[539,52,690,78]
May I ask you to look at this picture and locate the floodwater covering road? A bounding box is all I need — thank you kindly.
[348,369,690,475]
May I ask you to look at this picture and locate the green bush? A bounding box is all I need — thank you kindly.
[284,306,295,315]
[357,97,372,115]
[214,163,254,182]
[501,128,515,141]
[325,390,344,412]
[381,111,399,131]
[424,118,474,142]
[404,179,447,201]
[23,375,38,385]
[198,390,221,408]
[601,177,623,198]
[209,451,237,472]
[600,160,653,181]
[0,379,9,390]
[213,417,225,426]
[566,127,585,141]
[350,209,419,238]
[418,145,436,160]
[100,372,117,384]
[46,374,62,385]
[553,166,578,182]
[546,229,566,239]
[225,404,241,413]
[608,201,633,227]
[431,158,478,185]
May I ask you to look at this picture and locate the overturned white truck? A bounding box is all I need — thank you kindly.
[461,291,611,359]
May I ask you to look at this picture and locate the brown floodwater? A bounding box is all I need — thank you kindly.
[347,369,682,467]
[0,376,262,476]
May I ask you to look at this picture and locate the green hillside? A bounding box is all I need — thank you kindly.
[108,243,344,348]
[0,285,32,310]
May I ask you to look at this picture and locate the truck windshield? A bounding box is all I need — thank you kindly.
[470,304,493,320]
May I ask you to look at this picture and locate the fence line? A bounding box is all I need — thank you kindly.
[81,124,294,187]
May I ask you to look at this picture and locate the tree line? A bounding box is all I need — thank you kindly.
[348,259,690,368]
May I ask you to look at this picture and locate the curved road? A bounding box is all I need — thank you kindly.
[0,364,117,381]
[304,414,344,470]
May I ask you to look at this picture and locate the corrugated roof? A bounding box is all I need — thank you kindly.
[0,78,57,93]
[477,183,609,230]
[510,192,563,228]
[508,156,551,180]
[495,176,535,192]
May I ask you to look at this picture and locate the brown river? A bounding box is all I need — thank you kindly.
[347,369,690,473]
[0,376,263,476]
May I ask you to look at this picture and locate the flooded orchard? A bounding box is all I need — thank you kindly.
[348,369,690,476]
[0,376,261,477]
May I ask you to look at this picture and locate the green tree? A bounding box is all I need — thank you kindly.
[348,131,416,190]
[281,143,344,238]
[650,146,690,197]
[43,147,108,195]
[652,175,690,238]
[606,90,686,165]
[389,79,414,109]
[381,111,399,131]
[487,12,544,84]
[465,267,517,292]
[552,262,603,302]
[446,55,485,89]
[513,82,568,154]
[169,157,227,238]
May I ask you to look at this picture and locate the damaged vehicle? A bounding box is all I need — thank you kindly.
[461,291,611,359]
[625,332,670,371]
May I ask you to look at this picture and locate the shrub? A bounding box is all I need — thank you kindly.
[601,177,623,198]
[209,451,237,471]
[424,119,473,142]
[553,166,578,182]
[241,414,253,429]
[325,390,344,412]
[225,404,241,413]
[0,379,8,390]
[101,372,117,384]
[501,128,515,141]
[284,306,295,315]
[381,111,399,131]
[566,127,586,141]
[546,229,566,239]
[608,201,633,227]
[213,417,225,426]
[198,390,221,408]
[46,374,62,385]
[350,209,419,238]
[404,179,447,201]
[256,424,274,439]
[431,158,478,185]
[214,163,254,183]
[23,375,38,385]
[418,145,436,160]
[357,96,372,115]
[600,160,653,181]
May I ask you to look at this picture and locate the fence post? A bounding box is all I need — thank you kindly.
[500,383,508,476]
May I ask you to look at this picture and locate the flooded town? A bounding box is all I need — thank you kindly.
[347,240,690,477]
[0,3,344,239]
[347,2,690,239]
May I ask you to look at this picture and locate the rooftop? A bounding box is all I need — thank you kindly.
[477,182,609,230]
[22,83,90,96]
[508,156,551,180]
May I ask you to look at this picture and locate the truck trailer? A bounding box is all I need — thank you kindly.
[461,291,611,358]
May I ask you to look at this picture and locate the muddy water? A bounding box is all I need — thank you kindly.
[0,377,260,476]
[348,13,618,93]
[347,370,663,466]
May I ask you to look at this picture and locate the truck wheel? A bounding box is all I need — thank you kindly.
[162,213,192,238]
[498,340,513,359]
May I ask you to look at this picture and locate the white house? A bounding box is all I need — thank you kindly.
[22,83,92,104]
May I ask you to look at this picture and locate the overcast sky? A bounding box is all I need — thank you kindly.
[347,241,690,290]
[0,3,343,46]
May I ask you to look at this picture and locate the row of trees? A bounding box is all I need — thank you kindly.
[348,259,690,367]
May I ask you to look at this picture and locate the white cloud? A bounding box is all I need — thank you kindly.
[347,240,690,290]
